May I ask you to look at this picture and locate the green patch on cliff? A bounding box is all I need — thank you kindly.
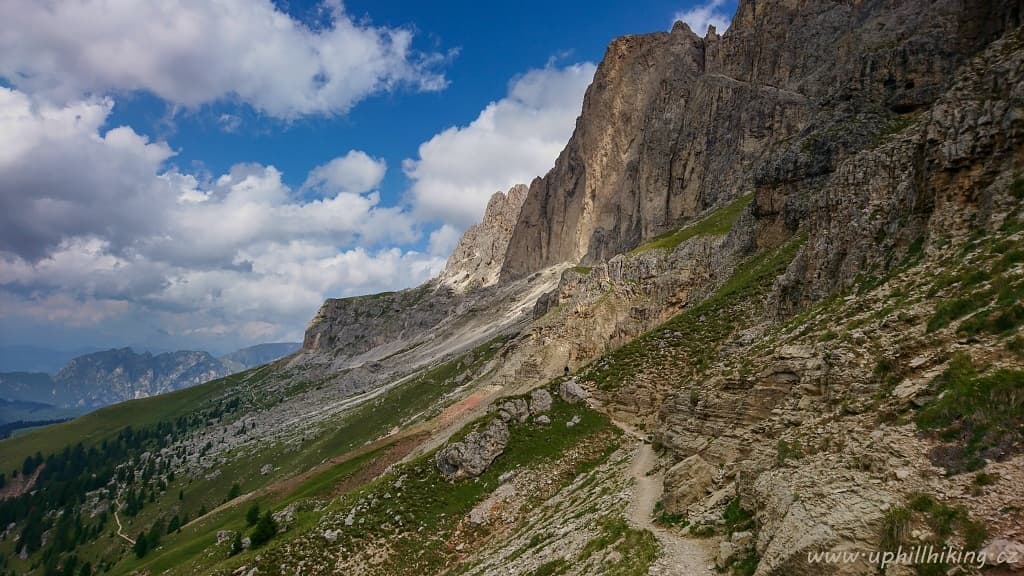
[578,516,660,575]
[584,233,805,391]
[915,355,1024,474]
[628,193,752,255]
[880,494,988,575]
[926,240,1024,337]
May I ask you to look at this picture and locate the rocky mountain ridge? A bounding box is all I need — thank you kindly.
[0,343,300,412]
[499,0,1022,282]
[439,184,529,291]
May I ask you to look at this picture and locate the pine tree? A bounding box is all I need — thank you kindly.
[133,532,149,558]
[246,503,260,526]
[147,520,163,550]
[249,511,277,547]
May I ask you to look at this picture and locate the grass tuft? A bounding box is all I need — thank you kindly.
[915,355,1024,474]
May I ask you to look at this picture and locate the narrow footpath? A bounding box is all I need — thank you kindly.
[618,420,715,575]
[113,499,136,545]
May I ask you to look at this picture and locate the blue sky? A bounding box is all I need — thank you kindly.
[0,0,736,354]
[110,0,729,213]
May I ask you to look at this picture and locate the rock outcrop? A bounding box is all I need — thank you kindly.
[436,419,510,481]
[663,454,714,512]
[528,389,552,414]
[302,283,458,357]
[499,21,806,280]
[558,379,588,404]
[440,184,529,291]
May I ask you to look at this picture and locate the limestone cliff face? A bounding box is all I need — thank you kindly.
[439,184,529,291]
[302,283,459,358]
[500,0,1023,282]
[499,20,806,280]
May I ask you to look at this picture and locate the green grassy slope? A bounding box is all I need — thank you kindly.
[0,335,514,576]
[628,193,753,255]
[585,233,806,391]
[207,390,620,576]
[0,367,261,474]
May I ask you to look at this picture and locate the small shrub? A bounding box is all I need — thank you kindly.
[723,497,755,533]
[879,506,911,551]
[874,357,896,380]
[902,493,987,552]
[973,471,998,487]
[776,439,804,465]
[963,518,989,550]
[654,501,689,528]
[527,532,548,548]
[732,551,760,576]
[690,525,716,538]
[960,303,1024,336]
[916,355,1024,473]
[1007,335,1024,357]
[927,292,991,332]
[1012,176,1024,199]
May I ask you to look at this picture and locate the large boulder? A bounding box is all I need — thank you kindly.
[559,379,588,404]
[436,419,510,481]
[491,398,530,422]
[663,454,714,512]
[529,388,553,414]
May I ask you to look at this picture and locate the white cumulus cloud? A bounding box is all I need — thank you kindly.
[304,150,388,196]
[403,62,596,228]
[0,0,448,118]
[0,87,445,350]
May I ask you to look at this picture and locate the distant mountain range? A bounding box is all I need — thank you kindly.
[0,342,300,422]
